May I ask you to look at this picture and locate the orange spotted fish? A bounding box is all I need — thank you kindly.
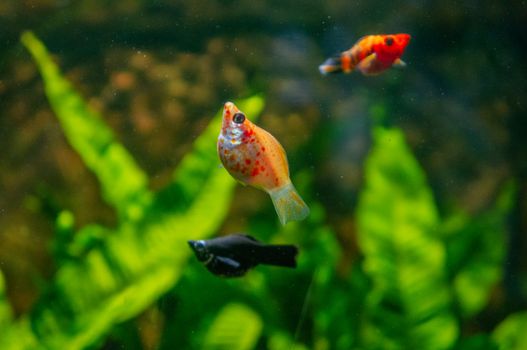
[218,102,309,225]
[319,33,411,76]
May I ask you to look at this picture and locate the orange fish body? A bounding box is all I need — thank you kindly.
[319,33,411,76]
[218,102,309,225]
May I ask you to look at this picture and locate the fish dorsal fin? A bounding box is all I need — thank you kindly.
[355,35,370,43]
[243,234,258,242]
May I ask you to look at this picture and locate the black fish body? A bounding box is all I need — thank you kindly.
[188,234,298,277]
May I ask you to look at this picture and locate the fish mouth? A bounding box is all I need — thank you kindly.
[187,240,197,251]
[398,34,411,47]
[223,101,239,114]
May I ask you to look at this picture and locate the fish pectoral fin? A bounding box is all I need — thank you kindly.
[216,256,241,269]
[361,53,377,64]
[243,234,259,242]
[393,58,407,68]
[357,53,377,72]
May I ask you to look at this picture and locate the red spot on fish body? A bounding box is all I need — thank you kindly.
[245,159,251,165]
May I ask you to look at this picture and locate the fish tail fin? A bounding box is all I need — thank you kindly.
[258,244,298,267]
[269,182,310,225]
[318,56,344,75]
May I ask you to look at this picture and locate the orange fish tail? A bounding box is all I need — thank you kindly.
[268,182,310,225]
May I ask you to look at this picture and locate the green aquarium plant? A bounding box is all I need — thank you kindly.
[354,123,515,350]
[0,32,264,350]
[357,126,458,349]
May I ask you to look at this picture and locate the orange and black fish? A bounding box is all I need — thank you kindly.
[218,102,309,225]
[319,33,411,76]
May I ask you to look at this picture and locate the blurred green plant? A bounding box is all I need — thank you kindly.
[0,270,12,333]
[492,311,527,350]
[202,303,263,350]
[0,32,264,350]
[357,126,458,350]
[355,125,515,350]
[442,183,514,319]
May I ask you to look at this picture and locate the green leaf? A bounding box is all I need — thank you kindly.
[0,269,12,331]
[27,96,263,350]
[313,264,370,350]
[454,334,498,350]
[0,318,40,350]
[17,29,266,350]
[0,272,39,349]
[492,312,527,350]
[444,183,515,317]
[202,303,263,350]
[268,332,309,350]
[356,127,458,350]
[20,31,151,222]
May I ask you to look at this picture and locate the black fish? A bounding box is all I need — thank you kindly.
[188,234,298,277]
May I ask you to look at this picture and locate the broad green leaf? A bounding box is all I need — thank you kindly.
[27,96,263,350]
[357,127,457,350]
[0,318,40,350]
[0,272,38,349]
[202,303,263,350]
[20,31,151,222]
[268,332,309,350]
[304,207,368,350]
[0,269,12,330]
[454,334,498,350]
[492,312,527,350]
[443,183,515,317]
[18,29,266,350]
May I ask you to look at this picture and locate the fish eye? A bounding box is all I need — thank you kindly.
[385,37,394,46]
[233,112,246,124]
[195,241,206,251]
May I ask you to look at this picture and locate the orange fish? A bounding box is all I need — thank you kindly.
[218,102,309,225]
[319,33,411,76]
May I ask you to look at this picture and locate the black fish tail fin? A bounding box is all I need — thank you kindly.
[319,56,343,75]
[258,245,298,268]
